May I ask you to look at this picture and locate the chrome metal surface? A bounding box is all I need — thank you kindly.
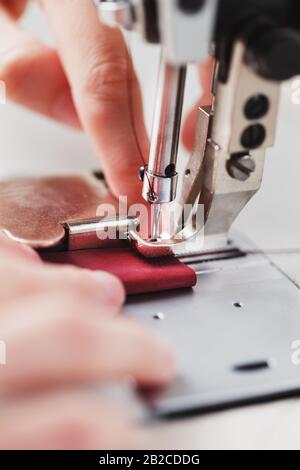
[128,216,204,259]
[66,216,140,251]
[143,60,186,206]
[126,234,300,416]
[156,0,217,65]
[138,41,281,258]
[95,2,279,259]
[227,154,256,182]
[94,0,217,65]
[151,204,161,241]
[198,42,280,251]
[95,0,135,30]
[178,106,211,211]
[142,172,178,205]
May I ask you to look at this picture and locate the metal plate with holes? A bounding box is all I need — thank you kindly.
[126,246,300,417]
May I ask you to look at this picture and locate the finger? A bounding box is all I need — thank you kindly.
[41,0,149,203]
[0,232,41,264]
[182,58,214,152]
[0,391,137,450]
[0,255,125,308]
[0,293,175,393]
[0,6,81,127]
[1,0,27,19]
[42,264,126,308]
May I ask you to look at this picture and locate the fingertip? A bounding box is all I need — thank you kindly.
[89,271,126,307]
[0,0,27,20]
[0,231,41,263]
[152,337,176,385]
[134,326,176,387]
[52,88,82,129]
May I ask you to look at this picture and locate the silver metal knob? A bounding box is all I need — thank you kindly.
[93,0,135,30]
[227,154,256,182]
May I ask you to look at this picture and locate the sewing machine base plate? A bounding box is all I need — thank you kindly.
[126,236,300,417]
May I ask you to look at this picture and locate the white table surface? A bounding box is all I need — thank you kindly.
[1,3,300,450]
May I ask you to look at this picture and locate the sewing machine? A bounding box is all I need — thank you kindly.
[2,0,300,417]
[96,0,300,416]
[96,0,300,261]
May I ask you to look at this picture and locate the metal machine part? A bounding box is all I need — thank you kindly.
[94,0,217,64]
[95,0,136,30]
[92,1,300,259]
[126,234,300,416]
[142,60,186,239]
[94,0,218,244]
[132,41,281,257]
[214,0,300,83]
[191,41,280,253]
[142,61,186,205]
[94,0,296,257]
[66,216,140,251]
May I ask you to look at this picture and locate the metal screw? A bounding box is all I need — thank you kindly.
[227,154,256,182]
[153,312,165,320]
[233,301,245,309]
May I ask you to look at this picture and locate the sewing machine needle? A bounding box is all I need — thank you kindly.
[152,204,161,240]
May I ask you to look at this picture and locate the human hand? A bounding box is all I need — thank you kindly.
[0,0,149,204]
[0,234,175,449]
[0,1,213,204]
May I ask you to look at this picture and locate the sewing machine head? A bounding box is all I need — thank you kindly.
[95,0,300,259]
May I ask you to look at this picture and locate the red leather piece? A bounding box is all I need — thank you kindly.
[41,248,197,295]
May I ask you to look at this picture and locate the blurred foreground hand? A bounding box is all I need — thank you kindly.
[0,233,175,449]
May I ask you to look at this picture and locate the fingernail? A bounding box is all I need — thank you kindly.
[52,89,81,128]
[89,271,126,306]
